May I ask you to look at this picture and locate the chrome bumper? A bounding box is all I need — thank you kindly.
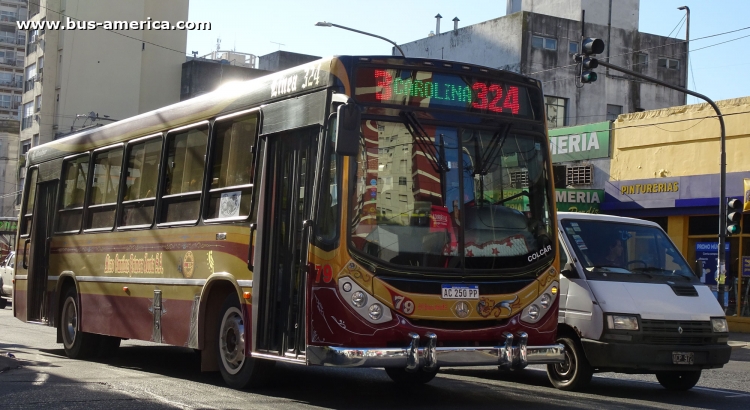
[306,332,565,370]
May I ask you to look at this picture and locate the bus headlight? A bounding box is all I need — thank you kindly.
[540,293,551,309]
[369,303,383,320]
[520,281,558,324]
[338,277,392,324]
[711,318,728,333]
[352,291,367,308]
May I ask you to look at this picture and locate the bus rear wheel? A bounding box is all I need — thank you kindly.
[60,287,99,359]
[655,370,701,390]
[385,367,438,384]
[216,293,274,389]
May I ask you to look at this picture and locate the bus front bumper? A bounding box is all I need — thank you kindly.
[306,331,565,370]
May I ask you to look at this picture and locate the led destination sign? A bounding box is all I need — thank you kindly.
[355,67,534,118]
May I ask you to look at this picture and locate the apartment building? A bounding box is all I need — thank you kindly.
[18,0,188,209]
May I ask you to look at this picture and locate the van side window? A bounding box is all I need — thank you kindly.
[559,243,568,266]
[206,113,258,220]
[86,147,123,230]
[160,125,208,223]
[56,155,89,232]
[120,137,162,227]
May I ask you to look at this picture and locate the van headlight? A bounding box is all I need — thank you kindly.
[711,318,728,333]
[607,314,639,330]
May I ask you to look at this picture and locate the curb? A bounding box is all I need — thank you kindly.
[728,341,748,349]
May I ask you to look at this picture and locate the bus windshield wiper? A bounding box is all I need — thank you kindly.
[400,111,446,174]
[475,123,511,176]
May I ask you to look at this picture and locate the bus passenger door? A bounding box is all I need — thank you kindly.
[255,128,316,358]
[27,181,58,323]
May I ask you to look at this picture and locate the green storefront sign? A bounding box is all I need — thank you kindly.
[556,189,603,213]
[548,121,610,162]
[0,219,17,233]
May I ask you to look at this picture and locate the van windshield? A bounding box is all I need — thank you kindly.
[561,219,698,282]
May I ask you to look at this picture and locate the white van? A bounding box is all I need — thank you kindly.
[547,213,731,391]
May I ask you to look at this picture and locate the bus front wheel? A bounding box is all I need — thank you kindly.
[60,287,99,359]
[216,293,274,389]
[385,367,438,384]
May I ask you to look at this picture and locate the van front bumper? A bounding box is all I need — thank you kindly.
[581,338,732,372]
[307,331,564,370]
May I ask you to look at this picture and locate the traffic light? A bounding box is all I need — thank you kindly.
[577,38,605,84]
[727,198,743,235]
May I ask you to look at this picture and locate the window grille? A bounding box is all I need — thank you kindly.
[567,165,593,185]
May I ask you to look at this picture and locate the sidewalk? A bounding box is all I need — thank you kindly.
[729,332,750,349]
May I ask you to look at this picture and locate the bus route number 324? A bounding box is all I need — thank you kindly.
[441,285,480,299]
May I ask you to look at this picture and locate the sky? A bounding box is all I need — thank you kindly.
[186,0,750,105]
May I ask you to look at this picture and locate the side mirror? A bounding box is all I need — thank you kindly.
[561,261,580,279]
[335,99,361,156]
[694,259,704,278]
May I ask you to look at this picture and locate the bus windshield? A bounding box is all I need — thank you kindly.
[561,219,697,282]
[350,119,553,271]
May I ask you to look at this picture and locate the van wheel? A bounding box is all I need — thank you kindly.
[385,367,438,384]
[655,370,701,390]
[60,287,99,359]
[546,337,593,391]
[0,297,7,309]
[217,293,274,389]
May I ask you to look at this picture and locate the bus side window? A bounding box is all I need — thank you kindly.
[56,154,89,233]
[160,124,208,224]
[120,137,162,227]
[316,119,340,241]
[206,113,258,220]
[86,147,123,230]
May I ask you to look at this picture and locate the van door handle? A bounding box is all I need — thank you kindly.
[22,239,30,269]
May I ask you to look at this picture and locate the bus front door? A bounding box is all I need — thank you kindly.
[255,129,316,358]
[27,181,57,323]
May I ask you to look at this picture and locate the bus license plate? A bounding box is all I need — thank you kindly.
[672,352,694,365]
[441,285,479,299]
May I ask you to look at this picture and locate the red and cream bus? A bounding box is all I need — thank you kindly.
[14,55,563,389]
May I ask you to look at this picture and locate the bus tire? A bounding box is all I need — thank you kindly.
[60,287,99,360]
[0,297,7,309]
[385,367,438,384]
[216,293,274,389]
[655,370,701,391]
[546,337,593,391]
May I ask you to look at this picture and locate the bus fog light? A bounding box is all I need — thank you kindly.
[540,293,551,309]
[527,304,540,320]
[352,291,367,308]
[368,303,383,320]
[342,282,352,292]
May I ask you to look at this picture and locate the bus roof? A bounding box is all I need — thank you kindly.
[27,55,542,166]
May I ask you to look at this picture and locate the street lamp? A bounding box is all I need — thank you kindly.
[678,6,690,105]
[315,21,405,57]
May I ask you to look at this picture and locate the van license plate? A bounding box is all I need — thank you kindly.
[672,352,694,365]
[441,285,479,299]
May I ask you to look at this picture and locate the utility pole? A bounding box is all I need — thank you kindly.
[575,37,727,282]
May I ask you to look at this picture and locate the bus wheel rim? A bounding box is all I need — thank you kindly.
[62,297,78,348]
[219,307,245,375]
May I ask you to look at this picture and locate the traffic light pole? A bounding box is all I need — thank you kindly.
[596,60,728,280]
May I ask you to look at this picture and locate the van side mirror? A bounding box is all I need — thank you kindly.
[694,259,704,278]
[335,99,361,156]
[561,261,580,279]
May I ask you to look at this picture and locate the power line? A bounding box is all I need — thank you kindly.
[666,15,686,39]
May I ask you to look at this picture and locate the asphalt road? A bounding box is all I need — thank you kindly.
[1,304,749,409]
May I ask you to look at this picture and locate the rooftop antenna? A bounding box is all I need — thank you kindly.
[270,41,285,51]
[216,37,221,52]
[191,51,198,58]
